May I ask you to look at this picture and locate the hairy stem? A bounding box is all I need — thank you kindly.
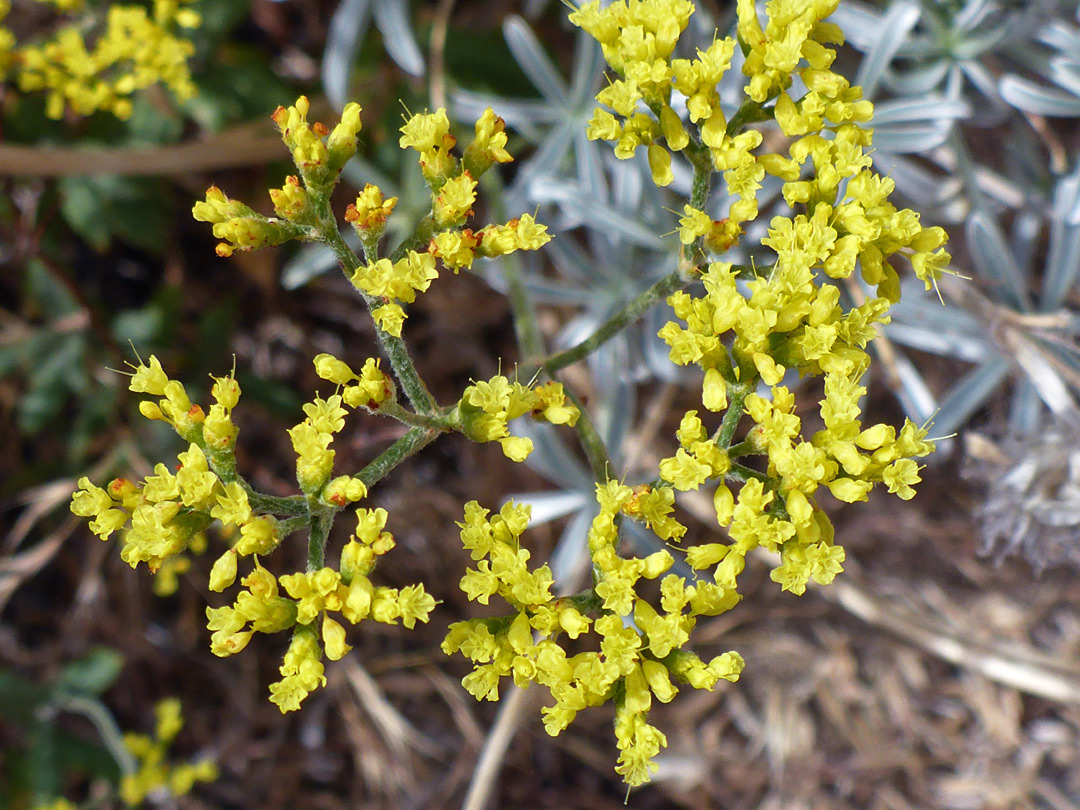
[306,503,335,572]
[379,400,457,431]
[389,214,438,263]
[716,385,750,449]
[529,268,694,376]
[566,388,611,481]
[356,426,443,488]
[246,489,309,516]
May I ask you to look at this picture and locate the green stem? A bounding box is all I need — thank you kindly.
[246,488,308,516]
[389,214,438,263]
[725,99,769,137]
[356,426,443,488]
[316,208,439,415]
[687,144,714,212]
[530,268,694,376]
[306,503,335,572]
[715,385,749,450]
[725,462,769,485]
[278,514,311,536]
[378,400,457,431]
[725,438,757,459]
[565,388,611,481]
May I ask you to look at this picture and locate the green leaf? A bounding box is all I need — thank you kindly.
[18,335,86,435]
[55,648,125,697]
[58,176,173,255]
[25,722,62,804]
[0,670,50,722]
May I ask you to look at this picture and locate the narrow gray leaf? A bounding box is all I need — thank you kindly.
[373,0,425,77]
[931,355,1012,437]
[966,209,1032,312]
[503,15,568,104]
[322,0,373,110]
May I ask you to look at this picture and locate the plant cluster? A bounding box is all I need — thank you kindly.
[70,0,949,789]
[0,0,201,119]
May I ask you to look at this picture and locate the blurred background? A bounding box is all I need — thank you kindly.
[3,0,1080,807]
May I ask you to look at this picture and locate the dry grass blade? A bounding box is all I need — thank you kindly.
[0,519,72,614]
[0,122,284,177]
[4,478,78,552]
[339,655,443,759]
[823,577,1080,704]
[460,685,535,810]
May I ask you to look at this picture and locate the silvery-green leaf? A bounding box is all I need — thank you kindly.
[881,59,951,95]
[884,322,993,363]
[953,24,1011,59]
[506,489,590,526]
[954,0,993,30]
[932,355,1012,437]
[520,278,596,305]
[373,0,425,77]
[1009,378,1044,435]
[1000,75,1080,115]
[854,0,921,98]
[1012,338,1080,431]
[891,349,940,425]
[591,341,635,458]
[1041,163,1080,309]
[966,209,1032,311]
[451,89,559,138]
[828,2,885,50]
[1046,58,1080,96]
[1036,19,1080,52]
[1009,208,1042,284]
[569,30,605,107]
[529,178,665,249]
[575,132,609,202]
[870,96,972,125]
[322,0,372,111]
[515,124,576,188]
[872,124,952,154]
[504,15,569,104]
[514,420,593,491]
[549,505,596,591]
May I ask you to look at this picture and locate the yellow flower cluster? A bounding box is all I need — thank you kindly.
[457,376,580,462]
[444,497,744,787]
[68,357,262,574]
[208,508,435,711]
[119,698,217,807]
[68,352,429,712]
[349,107,550,337]
[8,0,200,119]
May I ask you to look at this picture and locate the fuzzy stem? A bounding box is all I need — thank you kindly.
[379,400,457,431]
[356,426,443,488]
[389,214,438,263]
[530,268,694,375]
[277,514,312,536]
[246,489,309,516]
[716,385,749,449]
[306,503,335,572]
[566,388,611,481]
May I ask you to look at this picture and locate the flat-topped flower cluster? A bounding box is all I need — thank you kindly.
[1,0,201,119]
[71,0,947,791]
